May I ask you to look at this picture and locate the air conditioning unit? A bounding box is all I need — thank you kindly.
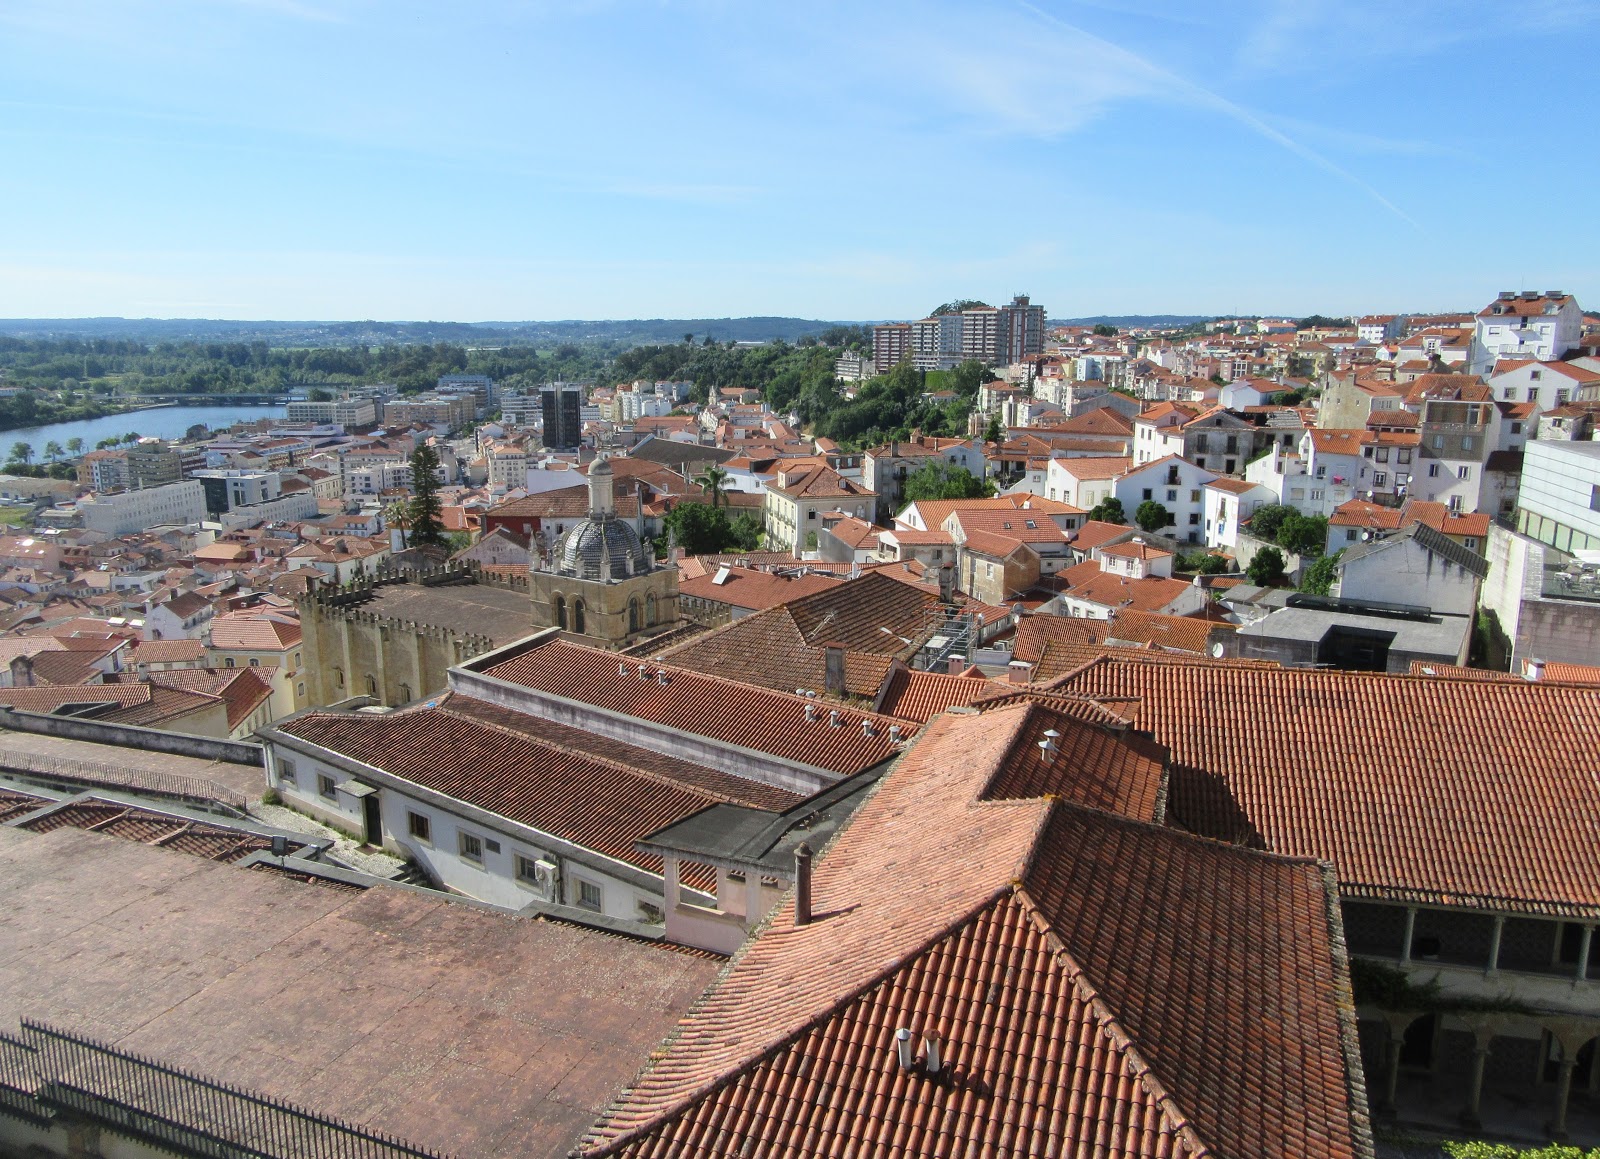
[532,858,559,899]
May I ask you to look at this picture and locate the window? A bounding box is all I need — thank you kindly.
[1376,448,1389,463]
[1462,436,1474,451]
[1224,459,1236,474]
[1590,485,1600,514]
[646,593,657,626]
[1142,488,1153,501]
[408,811,431,843]
[458,830,484,863]
[1310,489,1324,501]
[1398,449,1412,464]
[1374,473,1387,487]
[278,758,297,786]
[572,600,586,634]
[224,656,235,668]
[1190,490,1201,503]
[1558,389,1571,406]
[334,666,344,688]
[628,598,640,633]
[576,878,604,912]
[807,509,817,519]
[365,674,377,696]
[1346,529,1358,542]
[1165,489,1177,502]
[638,901,665,925]
[1315,465,1326,478]
[249,657,260,667]
[293,652,301,667]
[1195,457,1207,469]
[1432,435,1444,449]
[1531,369,1543,381]
[1511,422,1523,435]
[317,773,337,801]
[1428,463,1441,478]
[553,594,566,630]
[296,682,305,698]
[1458,465,1471,480]
[1188,513,1199,526]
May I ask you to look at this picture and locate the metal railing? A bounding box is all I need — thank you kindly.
[16,1018,453,1159]
[0,749,247,815]
[0,1029,49,1125]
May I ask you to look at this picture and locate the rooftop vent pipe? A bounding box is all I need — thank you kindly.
[793,842,813,927]
[895,1028,914,1070]
[829,709,842,728]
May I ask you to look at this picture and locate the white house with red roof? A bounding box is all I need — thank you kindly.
[1202,477,1276,551]
[1111,455,1219,544]
[1487,358,1600,414]
[1469,290,1584,374]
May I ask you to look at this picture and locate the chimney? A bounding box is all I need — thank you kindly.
[824,644,845,695]
[829,709,842,728]
[1008,659,1032,683]
[9,655,34,688]
[895,1027,914,1070]
[937,565,954,604]
[1525,657,1545,682]
[793,842,813,927]
[922,1034,942,1075]
[947,656,965,676]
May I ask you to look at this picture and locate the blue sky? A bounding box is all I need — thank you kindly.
[1,0,1596,322]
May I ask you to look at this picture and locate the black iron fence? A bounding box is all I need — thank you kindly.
[2,1019,453,1159]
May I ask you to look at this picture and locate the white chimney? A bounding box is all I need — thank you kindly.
[922,1035,942,1075]
[895,1028,914,1070]
[1525,658,1545,682]
[829,709,842,728]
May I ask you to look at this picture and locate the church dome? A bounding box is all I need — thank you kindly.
[556,516,650,580]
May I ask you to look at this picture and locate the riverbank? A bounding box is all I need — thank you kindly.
[0,403,287,452]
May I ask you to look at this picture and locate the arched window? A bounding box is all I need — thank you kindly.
[573,599,586,635]
[628,598,640,633]
[224,657,235,668]
[646,593,657,626]
[334,667,344,688]
[398,684,411,702]
[553,594,566,631]
[365,674,377,697]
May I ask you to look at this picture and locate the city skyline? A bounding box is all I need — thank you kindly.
[1,0,1596,321]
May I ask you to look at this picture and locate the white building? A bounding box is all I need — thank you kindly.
[1468,290,1584,375]
[1516,440,1600,553]
[1202,478,1276,552]
[80,480,207,536]
[1111,456,1219,544]
[284,397,379,427]
[1486,360,1600,414]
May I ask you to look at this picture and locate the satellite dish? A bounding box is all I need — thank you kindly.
[1211,643,1225,658]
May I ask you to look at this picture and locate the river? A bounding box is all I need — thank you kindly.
[0,405,288,454]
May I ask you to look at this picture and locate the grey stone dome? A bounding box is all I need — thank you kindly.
[556,516,650,581]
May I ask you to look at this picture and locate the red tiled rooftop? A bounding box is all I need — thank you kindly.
[476,637,913,777]
[581,704,1366,1159]
[1048,653,1600,917]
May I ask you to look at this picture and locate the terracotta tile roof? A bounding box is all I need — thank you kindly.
[1049,654,1600,917]
[817,513,883,551]
[1477,291,1575,318]
[1056,408,1135,435]
[129,638,207,665]
[208,610,302,651]
[1070,519,1133,552]
[1407,660,1525,683]
[1050,454,1132,480]
[1328,500,1404,530]
[16,799,277,862]
[873,666,993,724]
[581,705,1366,1159]
[480,638,912,777]
[1104,607,1214,654]
[676,566,843,612]
[1063,569,1196,614]
[769,464,873,501]
[488,485,641,521]
[1308,429,1368,455]
[1098,539,1171,561]
[280,694,803,889]
[1537,661,1600,685]
[946,508,1070,544]
[1402,500,1490,540]
[116,668,274,731]
[1204,477,1264,495]
[0,683,220,727]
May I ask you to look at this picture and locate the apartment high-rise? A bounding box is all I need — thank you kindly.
[541,384,584,451]
[997,294,1047,364]
[871,323,911,373]
[960,305,1000,363]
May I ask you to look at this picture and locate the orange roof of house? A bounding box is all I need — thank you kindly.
[677,566,844,612]
[582,704,1366,1159]
[208,611,302,651]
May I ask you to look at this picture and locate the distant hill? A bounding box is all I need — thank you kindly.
[1049,315,1209,328]
[0,316,852,347]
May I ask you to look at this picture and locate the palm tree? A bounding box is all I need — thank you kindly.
[43,441,63,463]
[9,442,33,466]
[695,465,729,509]
[66,438,83,457]
[382,500,410,549]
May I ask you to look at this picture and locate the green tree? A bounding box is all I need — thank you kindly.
[1087,497,1126,524]
[1247,503,1294,543]
[8,442,32,465]
[983,414,1003,442]
[383,500,410,548]
[1277,512,1329,557]
[903,461,991,502]
[66,438,83,456]
[122,432,140,444]
[729,511,763,551]
[1299,551,1342,596]
[1445,1144,1600,1159]
[1247,546,1289,588]
[1092,323,1118,337]
[43,441,63,462]
[307,387,334,402]
[406,443,446,548]
[662,501,736,555]
[694,465,730,509]
[1176,550,1230,574]
[1134,500,1172,532]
